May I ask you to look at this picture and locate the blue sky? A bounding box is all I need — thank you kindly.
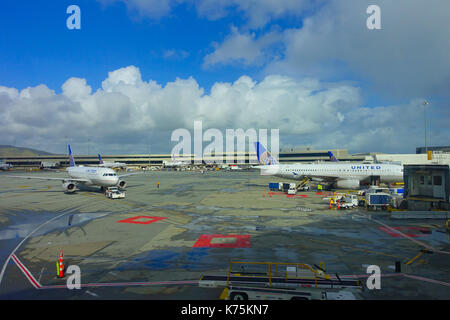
[0,0,449,155]
[1,1,257,92]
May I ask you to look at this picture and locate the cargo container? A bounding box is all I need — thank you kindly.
[268,182,279,191]
[365,193,391,210]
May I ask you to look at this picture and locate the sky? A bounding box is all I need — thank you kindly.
[0,0,449,155]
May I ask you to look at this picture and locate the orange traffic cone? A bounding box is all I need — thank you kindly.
[57,249,65,278]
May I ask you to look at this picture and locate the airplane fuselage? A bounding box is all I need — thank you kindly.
[260,163,403,183]
[66,166,119,187]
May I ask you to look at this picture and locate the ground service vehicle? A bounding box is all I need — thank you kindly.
[105,187,125,199]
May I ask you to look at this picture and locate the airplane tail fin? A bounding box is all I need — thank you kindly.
[253,142,279,165]
[98,154,104,164]
[328,151,339,162]
[68,145,76,167]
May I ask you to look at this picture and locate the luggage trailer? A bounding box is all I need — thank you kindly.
[199,261,362,300]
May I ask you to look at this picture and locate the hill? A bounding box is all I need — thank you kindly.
[0,145,54,157]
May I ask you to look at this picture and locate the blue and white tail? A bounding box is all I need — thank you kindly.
[68,145,76,167]
[98,154,104,164]
[253,142,279,165]
[328,151,339,162]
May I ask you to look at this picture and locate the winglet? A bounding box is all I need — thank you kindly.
[98,154,104,164]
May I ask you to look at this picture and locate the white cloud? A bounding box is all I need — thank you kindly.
[204,0,450,100]
[193,0,314,29]
[1,66,447,155]
[98,0,313,28]
[203,26,284,67]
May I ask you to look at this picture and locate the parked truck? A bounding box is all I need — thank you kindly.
[338,194,359,209]
[287,183,297,195]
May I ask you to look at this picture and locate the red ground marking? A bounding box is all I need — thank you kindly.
[378,226,431,238]
[270,192,308,198]
[116,216,167,225]
[286,194,308,198]
[268,191,285,196]
[193,234,251,248]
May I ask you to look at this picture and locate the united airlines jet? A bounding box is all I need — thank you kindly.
[254,142,403,189]
[7,145,132,193]
[97,154,127,169]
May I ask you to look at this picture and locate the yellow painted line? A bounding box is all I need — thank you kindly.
[18,185,31,188]
[405,251,424,265]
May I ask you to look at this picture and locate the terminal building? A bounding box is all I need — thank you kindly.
[2,146,449,169]
[2,148,367,169]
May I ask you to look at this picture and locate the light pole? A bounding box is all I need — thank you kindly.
[423,100,429,154]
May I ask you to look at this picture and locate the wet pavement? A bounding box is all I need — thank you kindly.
[0,170,449,299]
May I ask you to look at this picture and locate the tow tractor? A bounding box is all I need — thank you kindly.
[105,187,125,199]
[199,261,362,300]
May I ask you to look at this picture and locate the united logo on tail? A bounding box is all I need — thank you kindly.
[68,145,76,167]
[254,142,279,165]
[328,151,339,162]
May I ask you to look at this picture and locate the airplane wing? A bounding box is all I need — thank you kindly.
[7,175,90,183]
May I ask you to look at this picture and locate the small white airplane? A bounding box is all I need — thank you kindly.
[163,154,191,168]
[7,145,133,193]
[97,154,127,169]
[0,160,13,171]
[254,142,403,189]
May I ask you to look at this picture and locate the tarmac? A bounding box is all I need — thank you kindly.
[0,169,449,299]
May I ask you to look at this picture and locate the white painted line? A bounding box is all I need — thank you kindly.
[0,210,72,290]
[10,254,42,289]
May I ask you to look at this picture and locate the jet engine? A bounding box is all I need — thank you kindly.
[62,181,76,193]
[336,179,360,189]
[118,180,127,189]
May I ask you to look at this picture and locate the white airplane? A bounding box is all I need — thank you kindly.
[7,145,131,193]
[254,142,403,189]
[0,160,13,171]
[97,154,127,169]
[163,154,191,167]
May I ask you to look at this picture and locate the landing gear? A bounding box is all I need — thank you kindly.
[369,176,381,186]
